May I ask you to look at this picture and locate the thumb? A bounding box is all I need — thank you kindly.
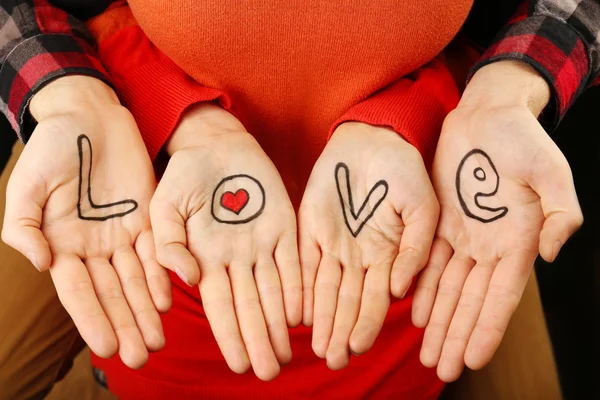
[530,152,583,263]
[2,172,51,271]
[149,195,200,286]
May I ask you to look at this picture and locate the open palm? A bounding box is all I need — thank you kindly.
[414,106,583,381]
[150,128,302,381]
[300,122,439,370]
[3,105,170,369]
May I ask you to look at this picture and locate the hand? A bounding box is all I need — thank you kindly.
[151,103,302,381]
[2,76,171,369]
[299,122,439,369]
[413,61,583,381]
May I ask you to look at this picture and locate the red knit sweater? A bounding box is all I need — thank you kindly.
[86,2,471,398]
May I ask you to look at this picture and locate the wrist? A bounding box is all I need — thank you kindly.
[461,60,551,116]
[332,121,409,144]
[29,75,120,121]
[165,102,246,155]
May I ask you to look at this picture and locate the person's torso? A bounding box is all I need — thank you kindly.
[127,0,473,204]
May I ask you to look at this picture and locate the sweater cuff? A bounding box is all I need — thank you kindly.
[96,25,231,161]
[330,60,459,168]
[111,57,230,161]
[469,16,590,131]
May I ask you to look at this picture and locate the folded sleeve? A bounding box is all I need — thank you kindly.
[469,0,600,130]
[329,59,460,168]
[0,0,112,141]
[86,4,233,160]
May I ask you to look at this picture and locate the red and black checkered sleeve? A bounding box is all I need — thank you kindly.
[0,0,112,142]
[470,0,600,130]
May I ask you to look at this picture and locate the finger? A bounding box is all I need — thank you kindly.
[199,264,250,375]
[349,261,391,355]
[136,230,172,313]
[390,198,439,298]
[49,253,117,359]
[299,229,321,327]
[150,196,200,285]
[255,257,292,365]
[274,231,302,327]
[530,153,583,262]
[464,250,535,370]
[420,254,474,368]
[412,238,453,328]
[437,260,495,382]
[326,266,364,370]
[112,248,165,352]
[539,209,583,262]
[229,262,280,381]
[2,175,51,271]
[312,253,342,358]
[85,257,148,369]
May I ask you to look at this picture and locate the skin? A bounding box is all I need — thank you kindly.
[153,103,303,381]
[413,61,583,382]
[299,122,439,370]
[3,60,581,384]
[2,76,171,369]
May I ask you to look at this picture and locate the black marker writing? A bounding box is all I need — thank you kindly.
[211,174,265,224]
[77,134,138,221]
[335,162,388,237]
[455,149,508,223]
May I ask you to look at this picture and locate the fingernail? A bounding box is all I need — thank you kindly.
[175,267,192,287]
[400,287,409,299]
[350,349,361,357]
[552,240,562,261]
[27,252,41,272]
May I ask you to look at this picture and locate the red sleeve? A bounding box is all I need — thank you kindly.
[330,59,460,168]
[87,5,233,160]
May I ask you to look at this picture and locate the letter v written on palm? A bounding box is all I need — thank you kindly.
[77,134,138,221]
[335,162,388,237]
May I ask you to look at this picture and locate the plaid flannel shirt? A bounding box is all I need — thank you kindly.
[1,0,599,142]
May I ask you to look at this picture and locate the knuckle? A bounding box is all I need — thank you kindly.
[357,313,384,333]
[202,296,234,312]
[96,286,125,302]
[62,279,95,296]
[486,284,521,307]
[336,292,361,308]
[457,291,485,309]
[113,321,139,334]
[257,283,283,298]
[234,297,262,313]
[436,282,461,297]
[315,281,340,293]
[414,284,437,296]
[444,331,468,343]
[121,276,148,291]
[425,319,449,332]
[265,319,288,335]
[132,306,158,319]
[474,321,505,336]
[362,286,390,303]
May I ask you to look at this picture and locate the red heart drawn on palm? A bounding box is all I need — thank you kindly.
[220,189,250,214]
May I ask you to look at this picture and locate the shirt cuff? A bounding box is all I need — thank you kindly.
[0,33,112,142]
[469,15,590,131]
